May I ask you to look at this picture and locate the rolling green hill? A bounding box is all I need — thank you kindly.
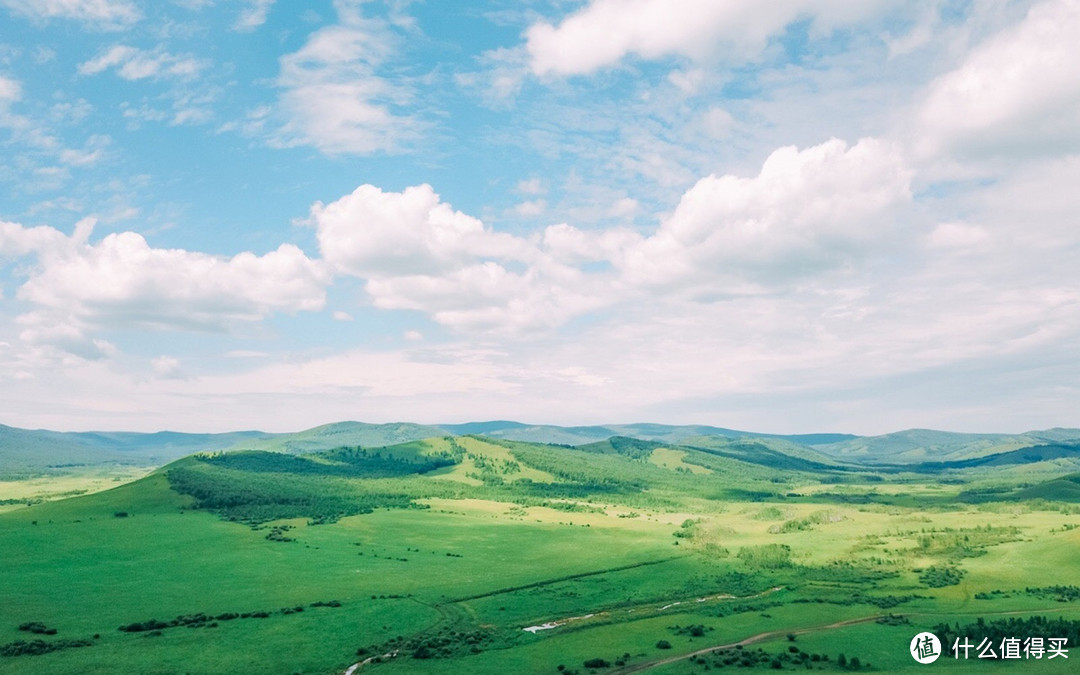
[4,432,1080,673]
[1013,472,1080,502]
[815,428,1080,464]
[221,421,449,454]
[9,419,1080,486]
[0,424,266,478]
[436,421,857,446]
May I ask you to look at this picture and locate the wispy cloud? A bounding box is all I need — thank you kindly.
[78,45,208,81]
[272,3,424,155]
[0,0,141,30]
[234,0,275,32]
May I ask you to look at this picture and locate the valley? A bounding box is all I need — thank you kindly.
[2,424,1079,673]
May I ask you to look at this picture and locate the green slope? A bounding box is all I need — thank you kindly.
[815,428,1080,464]
[0,424,266,478]
[5,434,1080,674]
[437,421,857,446]
[1014,472,1080,501]
[221,421,449,454]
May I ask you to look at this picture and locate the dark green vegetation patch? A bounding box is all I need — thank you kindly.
[1,638,93,657]
[166,454,423,525]
[932,616,1080,658]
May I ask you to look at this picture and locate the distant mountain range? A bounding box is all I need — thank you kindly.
[0,424,266,477]
[436,421,857,447]
[2,420,1079,478]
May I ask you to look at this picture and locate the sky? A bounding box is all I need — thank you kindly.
[1,0,1079,435]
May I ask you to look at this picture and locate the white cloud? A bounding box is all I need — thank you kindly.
[525,0,901,76]
[0,76,59,152]
[667,67,707,95]
[516,177,545,195]
[235,0,275,31]
[915,0,1080,160]
[78,45,208,81]
[332,310,353,321]
[311,183,606,332]
[454,46,530,108]
[541,222,642,264]
[273,5,422,155]
[621,137,913,288]
[312,183,532,278]
[363,260,605,333]
[307,138,911,333]
[607,197,639,219]
[2,218,329,355]
[0,0,140,29]
[225,350,269,358]
[0,218,75,257]
[59,134,110,166]
[927,222,990,249]
[152,355,183,378]
[512,199,546,218]
[0,76,21,104]
[700,107,736,138]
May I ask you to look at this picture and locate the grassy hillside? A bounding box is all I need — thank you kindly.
[5,431,1080,673]
[0,424,265,479]
[438,422,858,447]
[222,421,448,454]
[816,428,1080,464]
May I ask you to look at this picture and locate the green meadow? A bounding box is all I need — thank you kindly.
[2,430,1080,673]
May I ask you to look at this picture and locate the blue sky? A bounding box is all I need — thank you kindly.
[2,0,1079,434]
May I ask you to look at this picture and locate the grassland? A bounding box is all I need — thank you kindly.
[2,431,1079,673]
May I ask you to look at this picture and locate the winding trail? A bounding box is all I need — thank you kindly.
[610,615,884,674]
[521,586,785,634]
[341,603,1077,673]
[609,604,1079,674]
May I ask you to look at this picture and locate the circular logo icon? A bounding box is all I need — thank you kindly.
[910,632,942,664]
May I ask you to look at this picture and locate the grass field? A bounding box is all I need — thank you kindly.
[2,434,1079,673]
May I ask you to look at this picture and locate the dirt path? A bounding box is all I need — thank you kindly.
[520,586,785,634]
[608,604,1079,674]
[342,649,399,674]
[610,615,885,674]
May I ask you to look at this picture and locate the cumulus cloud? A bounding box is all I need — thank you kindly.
[525,0,901,76]
[310,183,606,332]
[78,45,207,81]
[305,138,912,332]
[916,0,1080,160]
[541,222,642,264]
[312,183,532,278]
[364,260,605,332]
[620,137,913,288]
[0,0,140,29]
[273,3,421,155]
[2,218,328,355]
